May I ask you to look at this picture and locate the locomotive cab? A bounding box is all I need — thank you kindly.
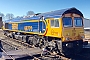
[62,13,84,41]
[61,13,85,54]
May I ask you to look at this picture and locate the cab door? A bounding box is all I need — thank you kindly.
[39,19,46,33]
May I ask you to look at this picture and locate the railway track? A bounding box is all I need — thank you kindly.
[0,36,70,60]
[0,47,15,60]
[0,36,33,50]
[0,36,40,60]
[1,46,89,60]
[0,36,87,60]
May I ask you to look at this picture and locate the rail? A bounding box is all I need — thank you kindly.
[0,47,15,60]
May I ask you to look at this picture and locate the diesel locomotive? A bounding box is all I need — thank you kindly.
[2,7,87,55]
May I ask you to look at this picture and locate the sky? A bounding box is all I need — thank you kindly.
[0,0,90,20]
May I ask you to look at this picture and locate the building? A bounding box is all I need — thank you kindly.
[84,18,90,30]
[0,17,3,29]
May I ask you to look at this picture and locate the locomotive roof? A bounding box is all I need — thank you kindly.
[4,7,83,23]
[4,16,40,23]
[39,7,83,17]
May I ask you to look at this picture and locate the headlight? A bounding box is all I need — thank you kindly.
[66,44,68,46]
[67,33,70,36]
[81,36,84,39]
[66,43,73,48]
[66,37,70,40]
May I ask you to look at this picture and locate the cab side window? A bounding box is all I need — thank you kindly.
[51,20,54,27]
[50,19,59,27]
[55,19,59,27]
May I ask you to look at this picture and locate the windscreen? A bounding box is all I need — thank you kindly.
[74,17,83,27]
[63,17,72,27]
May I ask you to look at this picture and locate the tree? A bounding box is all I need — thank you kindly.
[6,13,14,20]
[26,11,35,16]
[0,12,4,17]
[16,16,20,18]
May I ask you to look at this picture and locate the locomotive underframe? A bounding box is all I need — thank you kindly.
[3,30,85,55]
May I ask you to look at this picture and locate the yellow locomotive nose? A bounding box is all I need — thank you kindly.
[62,13,84,42]
[63,27,84,41]
[60,13,85,55]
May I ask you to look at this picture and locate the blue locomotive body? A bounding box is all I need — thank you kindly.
[4,16,46,34]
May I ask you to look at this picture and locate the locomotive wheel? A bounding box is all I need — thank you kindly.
[28,37,33,45]
[41,40,63,55]
[32,36,37,46]
[11,32,15,39]
[38,38,46,49]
